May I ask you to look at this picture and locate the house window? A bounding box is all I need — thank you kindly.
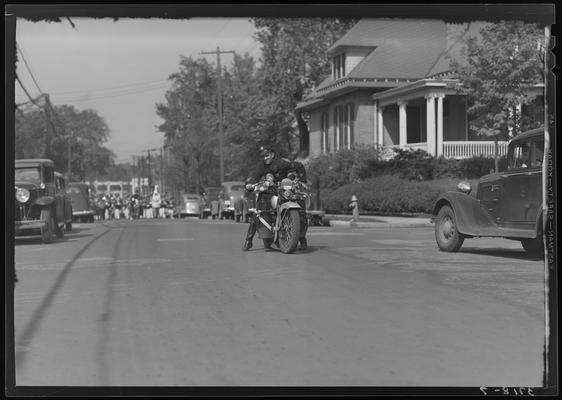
[332,53,346,80]
[334,105,346,151]
[321,112,329,153]
[346,103,355,148]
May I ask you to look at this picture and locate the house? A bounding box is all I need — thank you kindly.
[296,19,544,159]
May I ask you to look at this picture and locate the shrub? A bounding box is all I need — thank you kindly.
[321,175,479,214]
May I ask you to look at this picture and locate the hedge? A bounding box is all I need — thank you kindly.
[307,146,507,185]
[320,175,480,215]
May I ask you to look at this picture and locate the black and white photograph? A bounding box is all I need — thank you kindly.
[5,3,557,397]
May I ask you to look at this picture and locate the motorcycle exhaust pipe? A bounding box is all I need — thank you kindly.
[258,215,272,231]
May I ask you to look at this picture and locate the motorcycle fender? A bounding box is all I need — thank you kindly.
[35,196,54,207]
[278,201,301,212]
[433,191,497,236]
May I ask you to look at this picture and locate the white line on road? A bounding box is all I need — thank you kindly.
[157,238,194,241]
[307,231,364,236]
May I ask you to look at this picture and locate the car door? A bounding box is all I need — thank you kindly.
[499,137,540,229]
[478,173,505,223]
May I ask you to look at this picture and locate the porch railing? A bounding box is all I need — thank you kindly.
[443,141,508,159]
[405,142,428,152]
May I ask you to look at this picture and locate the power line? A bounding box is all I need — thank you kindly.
[54,82,168,103]
[15,74,44,109]
[46,78,170,96]
[16,41,43,94]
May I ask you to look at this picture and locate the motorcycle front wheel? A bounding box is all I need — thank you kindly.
[277,209,300,254]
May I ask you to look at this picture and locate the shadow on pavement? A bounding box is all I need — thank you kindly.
[460,247,544,262]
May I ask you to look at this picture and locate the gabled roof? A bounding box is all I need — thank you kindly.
[307,19,454,99]
[330,19,448,79]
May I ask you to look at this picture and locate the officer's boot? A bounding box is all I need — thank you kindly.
[299,237,308,251]
[243,219,256,251]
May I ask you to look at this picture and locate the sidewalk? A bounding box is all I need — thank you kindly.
[325,214,434,228]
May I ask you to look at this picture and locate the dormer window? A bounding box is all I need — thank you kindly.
[332,53,346,80]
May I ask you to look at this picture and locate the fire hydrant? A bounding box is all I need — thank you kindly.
[349,194,359,222]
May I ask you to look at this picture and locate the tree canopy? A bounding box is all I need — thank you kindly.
[449,21,545,139]
[15,104,115,181]
[251,18,358,156]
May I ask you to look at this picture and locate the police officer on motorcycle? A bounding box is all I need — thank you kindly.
[243,146,308,251]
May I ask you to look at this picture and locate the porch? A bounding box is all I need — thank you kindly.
[403,141,509,159]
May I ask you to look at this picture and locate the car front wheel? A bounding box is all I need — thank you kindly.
[435,205,464,252]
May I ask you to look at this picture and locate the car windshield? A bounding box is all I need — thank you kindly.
[15,167,40,183]
[66,186,83,195]
[206,188,221,199]
[508,142,531,169]
[229,185,245,192]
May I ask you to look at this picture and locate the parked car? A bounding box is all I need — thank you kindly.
[66,182,96,223]
[15,159,72,243]
[220,181,247,221]
[179,193,202,218]
[200,186,223,219]
[432,127,544,255]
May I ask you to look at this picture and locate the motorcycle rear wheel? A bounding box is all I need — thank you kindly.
[278,209,300,254]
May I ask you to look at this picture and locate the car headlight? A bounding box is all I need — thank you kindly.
[16,187,30,203]
[456,181,472,194]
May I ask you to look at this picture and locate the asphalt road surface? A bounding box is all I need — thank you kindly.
[12,217,546,387]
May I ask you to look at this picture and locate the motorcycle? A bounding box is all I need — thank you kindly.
[249,173,309,254]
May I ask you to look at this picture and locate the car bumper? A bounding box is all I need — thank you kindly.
[181,209,200,215]
[72,210,95,217]
[15,219,47,234]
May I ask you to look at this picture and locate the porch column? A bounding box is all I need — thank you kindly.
[425,94,436,156]
[377,105,385,147]
[398,100,408,148]
[373,102,378,146]
[436,94,444,157]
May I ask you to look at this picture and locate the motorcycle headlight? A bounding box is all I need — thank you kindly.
[270,195,278,209]
[16,187,30,203]
[280,178,293,191]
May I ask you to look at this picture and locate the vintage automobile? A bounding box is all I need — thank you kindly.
[199,186,223,219]
[220,181,246,221]
[15,159,73,243]
[432,127,544,255]
[179,193,202,218]
[66,182,96,223]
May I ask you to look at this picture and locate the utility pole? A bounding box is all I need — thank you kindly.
[200,47,235,184]
[67,131,72,181]
[160,147,164,193]
[141,148,160,191]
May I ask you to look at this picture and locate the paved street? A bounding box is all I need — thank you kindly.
[12,217,546,387]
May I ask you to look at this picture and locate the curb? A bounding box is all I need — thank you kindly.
[328,219,434,229]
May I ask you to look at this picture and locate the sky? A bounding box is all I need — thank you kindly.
[15,17,262,164]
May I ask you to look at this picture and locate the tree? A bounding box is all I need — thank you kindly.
[251,18,357,157]
[449,21,545,140]
[15,104,115,180]
[156,57,220,192]
[220,53,267,180]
